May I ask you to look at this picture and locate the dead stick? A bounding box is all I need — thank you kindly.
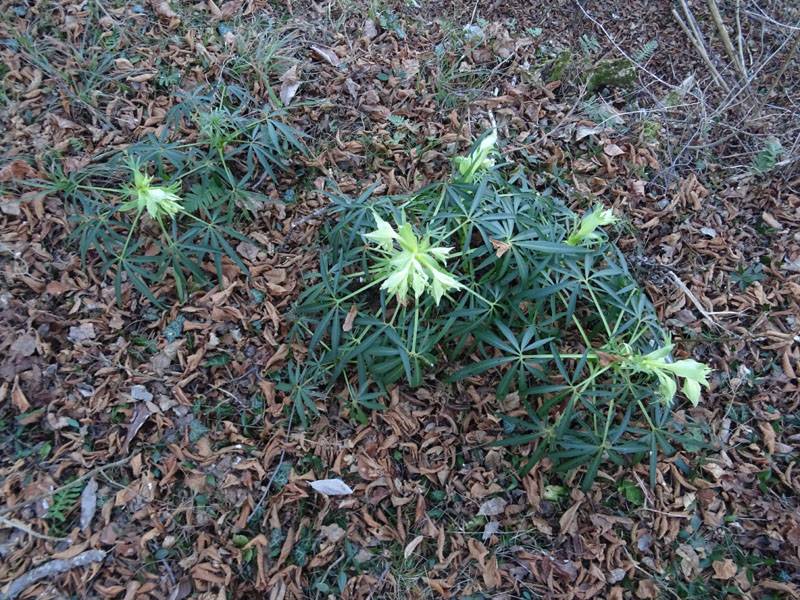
[0,457,131,518]
[0,516,66,542]
[673,4,730,93]
[1,550,106,600]
[707,0,747,81]
[365,564,391,600]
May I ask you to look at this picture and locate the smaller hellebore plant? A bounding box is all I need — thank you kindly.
[54,83,306,307]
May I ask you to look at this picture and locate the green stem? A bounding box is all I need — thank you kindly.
[431,184,448,217]
[585,282,614,339]
[117,206,144,262]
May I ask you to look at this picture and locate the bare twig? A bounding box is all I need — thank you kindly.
[707,0,747,81]
[668,271,734,332]
[752,29,800,120]
[735,0,748,78]
[673,2,731,92]
[0,550,106,600]
[0,516,67,542]
[365,564,392,600]
[0,457,131,519]
[279,204,331,248]
[313,555,346,600]
[149,541,177,586]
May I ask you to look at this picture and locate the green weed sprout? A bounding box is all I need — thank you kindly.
[365,213,461,305]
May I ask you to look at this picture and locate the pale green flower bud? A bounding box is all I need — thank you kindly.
[454,130,498,182]
[567,205,618,246]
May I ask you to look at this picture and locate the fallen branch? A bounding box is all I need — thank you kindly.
[707,0,747,81]
[668,271,733,332]
[673,1,731,93]
[0,550,106,600]
[0,516,67,542]
[0,457,131,519]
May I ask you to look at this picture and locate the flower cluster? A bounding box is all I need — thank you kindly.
[618,343,711,406]
[454,130,497,182]
[364,213,461,305]
[567,205,617,246]
[120,161,183,222]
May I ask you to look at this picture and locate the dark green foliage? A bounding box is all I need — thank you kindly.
[288,136,704,490]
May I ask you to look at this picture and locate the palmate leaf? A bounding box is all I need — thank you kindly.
[113,255,164,309]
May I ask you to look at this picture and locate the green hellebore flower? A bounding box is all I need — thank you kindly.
[567,205,618,246]
[658,358,712,406]
[454,130,498,182]
[120,162,183,222]
[363,212,398,251]
[364,213,461,305]
[630,345,712,407]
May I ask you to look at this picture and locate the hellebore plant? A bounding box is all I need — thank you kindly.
[54,84,307,309]
[290,129,713,490]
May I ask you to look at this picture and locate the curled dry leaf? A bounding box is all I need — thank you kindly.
[150,0,179,22]
[79,478,98,532]
[711,558,737,580]
[10,332,37,358]
[279,65,301,106]
[310,45,341,67]
[403,535,425,559]
[762,211,782,230]
[490,238,511,258]
[11,378,30,412]
[0,160,38,182]
[342,303,358,332]
[123,404,154,455]
[482,520,500,541]
[309,479,354,496]
[363,19,378,39]
[68,323,96,343]
[478,497,507,517]
[320,523,346,543]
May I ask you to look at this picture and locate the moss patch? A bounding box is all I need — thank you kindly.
[586,58,635,93]
[549,50,573,82]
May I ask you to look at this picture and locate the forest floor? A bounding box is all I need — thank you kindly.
[1,1,799,599]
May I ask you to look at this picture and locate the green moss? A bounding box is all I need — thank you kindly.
[642,120,662,144]
[586,58,635,93]
[549,50,572,82]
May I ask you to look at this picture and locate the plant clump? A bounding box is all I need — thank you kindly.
[45,85,305,307]
[288,131,710,489]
